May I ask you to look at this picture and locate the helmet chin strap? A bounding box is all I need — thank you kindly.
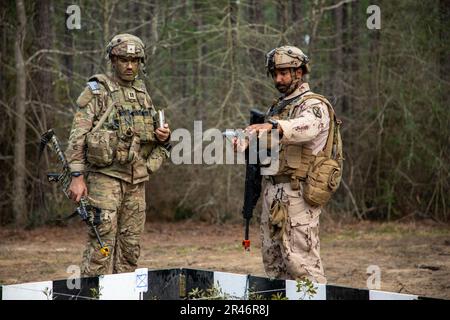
[140,60,147,78]
[284,68,301,96]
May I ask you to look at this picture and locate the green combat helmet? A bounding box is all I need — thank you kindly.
[105,33,146,63]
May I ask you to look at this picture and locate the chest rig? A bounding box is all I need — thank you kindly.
[85,74,158,168]
[266,92,341,185]
[89,74,157,144]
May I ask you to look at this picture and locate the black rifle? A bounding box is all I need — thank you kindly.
[241,109,265,251]
[40,129,110,257]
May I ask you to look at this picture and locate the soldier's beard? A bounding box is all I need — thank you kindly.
[276,78,301,96]
[275,83,289,93]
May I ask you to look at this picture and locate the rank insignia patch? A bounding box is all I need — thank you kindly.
[127,91,137,100]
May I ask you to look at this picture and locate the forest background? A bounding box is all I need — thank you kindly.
[0,0,448,227]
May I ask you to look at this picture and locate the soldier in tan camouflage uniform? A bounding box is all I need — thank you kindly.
[234,46,343,284]
[66,34,171,276]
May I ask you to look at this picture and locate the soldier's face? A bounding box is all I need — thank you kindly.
[273,68,302,93]
[113,56,140,82]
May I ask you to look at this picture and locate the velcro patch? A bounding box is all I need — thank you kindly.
[127,91,137,101]
[127,44,136,54]
[87,81,100,94]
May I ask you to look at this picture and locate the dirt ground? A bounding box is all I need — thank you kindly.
[0,218,449,299]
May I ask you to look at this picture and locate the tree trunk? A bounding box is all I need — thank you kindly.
[229,0,238,80]
[103,0,113,74]
[277,0,289,42]
[192,0,204,120]
[63,17,74,96]
[291,0,303,26]
[291,0,304,46]
[0,17,6,105]
[440,0,450,92]
[34,0,53,130]
[332,3,343,112]
[13,0,27,227]
[31,0,54,223]
[341,2,349,114]
[248,0,262,62]
[226,0,238,122]
[349,0,361,114]
[247,0,262,106]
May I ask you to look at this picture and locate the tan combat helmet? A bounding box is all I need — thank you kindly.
[105,33,146,62]
[265,45,310,77]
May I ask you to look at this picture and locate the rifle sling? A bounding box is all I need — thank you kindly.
[268,90,310,117]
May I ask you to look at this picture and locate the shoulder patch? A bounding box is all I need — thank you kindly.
[76,87,95,108]
[312,106,322,118]
[88,74,119,93]
[87,81,101,95]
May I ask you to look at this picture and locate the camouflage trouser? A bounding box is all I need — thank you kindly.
[81,172,146,276]
[260,180,327,284]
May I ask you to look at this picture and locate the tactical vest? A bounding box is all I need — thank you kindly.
[84,74,160,184]
[267,93,344,206]
[87,74,157,142]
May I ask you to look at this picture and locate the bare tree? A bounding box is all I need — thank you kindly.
[332,2,344,112]
[33,0,53,132]
[440,0,450,90]
[1,0,448,224]
[13,0,27,226]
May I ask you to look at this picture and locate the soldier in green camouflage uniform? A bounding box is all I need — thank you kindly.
[66,34,171,276]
